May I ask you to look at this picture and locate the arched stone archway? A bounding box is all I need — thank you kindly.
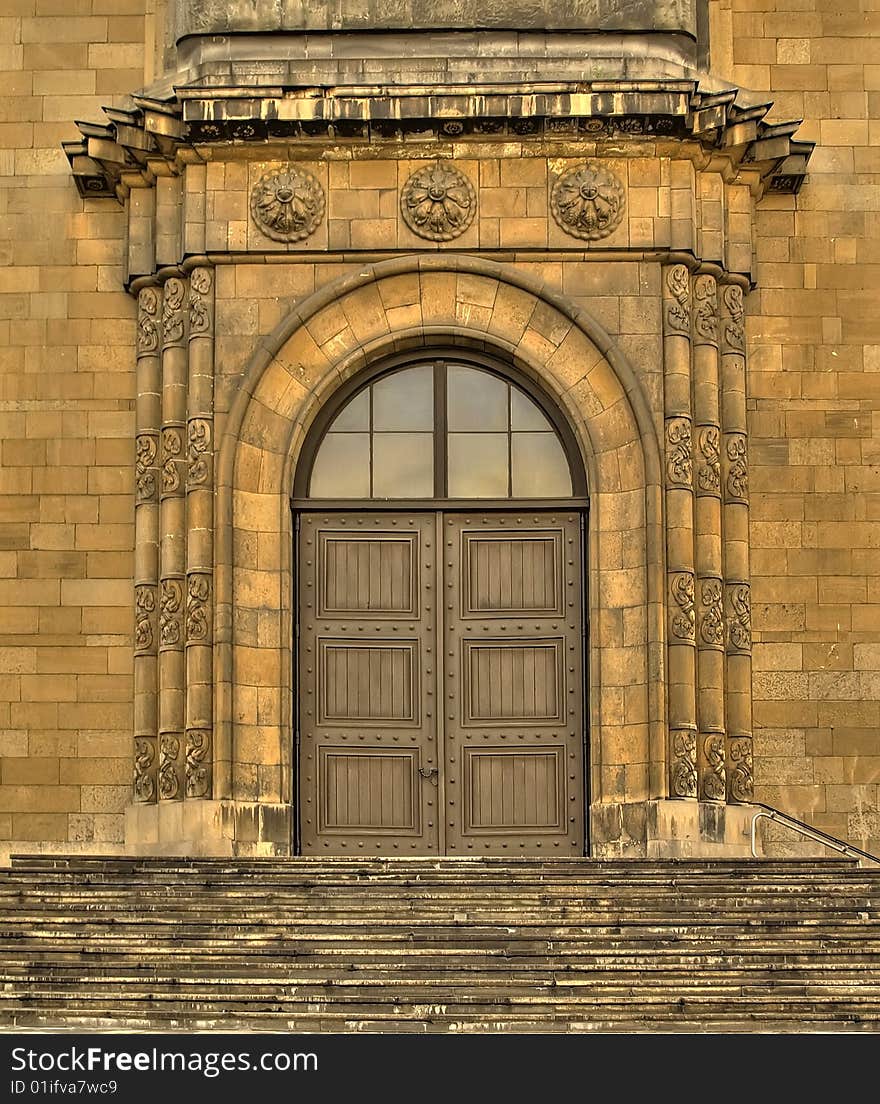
[212,255,666,853]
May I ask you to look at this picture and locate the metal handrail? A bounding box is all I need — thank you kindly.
[750,803,880,866]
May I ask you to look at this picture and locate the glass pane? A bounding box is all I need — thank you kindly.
[448,433,509,497]
[511,433,572,497]
[372,433,434,497]
[510,386,553,431]
[329,388,370,432]
[447,365,508,431]
[372,365,434,431]
[310,433,370,497]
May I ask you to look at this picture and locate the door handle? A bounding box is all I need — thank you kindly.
[418,766,439,785]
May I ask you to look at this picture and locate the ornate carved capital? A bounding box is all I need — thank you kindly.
[669,571,696,643]
[185,729,211,799]
[665,417,693,487]
[693,275,718,345]
[726,583,752,654]
[159,578,183,649]
[728,735,754,802]
[721,284,745,353]
[136,287,160,355]
[187,418,212,489]
[133,737,156,803]
[550,162,626,241]
[725,433,749,502]
[698,577,725,648]
[161,427,183,496]
[158,733,181,800]
[701,733,727,801]
[670,728,698,798]
[664,264,691,336]
[188,267,214,337]
[161,277,186,347]
[186,573,211,644]
[134,584,157,655]
[135,433,158,504]
[696,426,721,495]
[401,162,476,241]
[251,166,325,242]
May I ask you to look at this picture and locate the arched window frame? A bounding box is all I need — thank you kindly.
[292,348,588,506]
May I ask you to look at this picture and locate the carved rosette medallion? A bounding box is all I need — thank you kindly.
[135,434,158,504]
[702,734,727,801]
[550,163,626,241]
[250,167,325,242]
[697,426,721,495]
[722,285,745,353]
[726,584,752,654]
[133,737,156,803]
[161,427,183,496]
[670,729,698,798]
[728,736,754,802]
[669,571,696,642]
[185,730,211,798]
[134,584,156,655]
[698,578,725,648]
[159,578,183,649]
[664,265,691,335]
[161,278,186,346]
[136,287,159,354]
[188,267,213,336]
[693,275,718,344]
[665,417,693,487]
[186,419,212,489]
[725,434,749,502]
[158,733,181,800]
[400,163,476,241]
[186,573,211,643]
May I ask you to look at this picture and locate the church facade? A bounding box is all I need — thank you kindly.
[0,1,877,861]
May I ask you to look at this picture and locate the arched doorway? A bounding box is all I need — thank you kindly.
[292,350,589,855]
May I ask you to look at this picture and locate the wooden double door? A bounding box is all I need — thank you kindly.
[297,511,586,855]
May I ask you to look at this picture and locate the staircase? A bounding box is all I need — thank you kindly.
[2,855,879,1033]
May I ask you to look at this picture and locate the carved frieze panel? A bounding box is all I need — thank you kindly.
[158,733,181,800]
[133,737,156,803]
[696,426,721,495]
[721,284,745,353]
[665,417,693,487]
[161,427,183,496]
[550,163,626,241]
[135,584,157,655]
[701,734,727,801]
[135,433,159,504]
[136,287,160,354]
[693,275,718,345]
[669,571,696,643]
[250,167,325,242]
[400,163,476,241]
[159,578,184,649]
[664,264,691,336]
[726,583,752,654]
[185,730,211,798]
[728,736,754,802]
[188,267,214,336]
[698,578,724,648]
[186,573,211,643]
[725,434,749,502]
[670,729,698,798]
[161,277,186,346]
[186,419,212,489]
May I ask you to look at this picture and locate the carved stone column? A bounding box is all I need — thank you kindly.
[662,263,697,798]
[720,282,754,802]
[133,285,161,804]
[158,276,188,801]
[185,267,214,799]
[692,274,727,801]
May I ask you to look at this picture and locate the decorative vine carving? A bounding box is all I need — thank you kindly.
[702,734,727,801]
[665,265,690,335]
[186,573,211,643]
[185,730,211,798]
[697,426,721,494]
[665,417,693,487]
[159,578,183,648]
[728,584,752,653]
[134,585,156,654]
[728,736,754,802]
[722,284,745,352]
[161,427,183,495]
[400,163,476,241]
[693,275,718,343]
[135,433,158,504]
[699,578,725,648]
[188,267,213,336]
[136,287,159,354]
[670,571,696,642]
[187,419,211,488]
[250,167,325,242]
[670,729,698,798]
[550,162,626,241]
[158,734,180,800]
[161,277,186,346]
[133,737,156,803]
[726,434,749,501]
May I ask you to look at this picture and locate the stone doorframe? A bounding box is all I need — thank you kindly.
[126,252,759,856]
